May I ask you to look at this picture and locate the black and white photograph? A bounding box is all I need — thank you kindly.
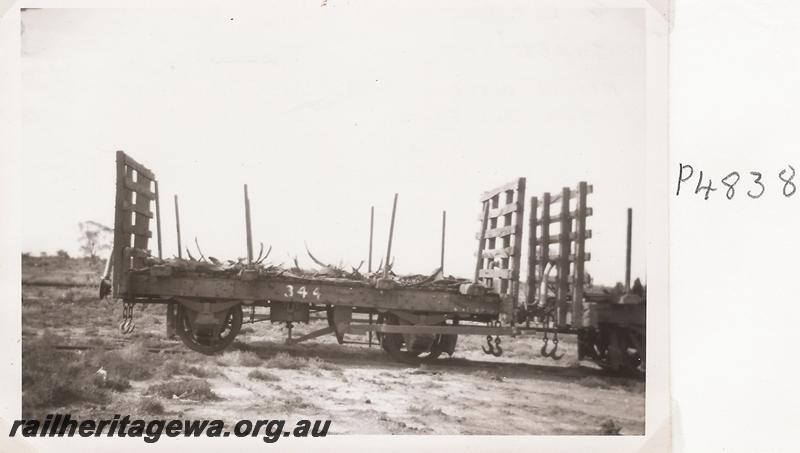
[7,0,800,452]
[3,1,680,451]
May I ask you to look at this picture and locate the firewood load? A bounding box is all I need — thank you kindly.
[130,247,469,291]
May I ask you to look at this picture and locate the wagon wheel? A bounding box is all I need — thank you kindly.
[376,313,453,365]
[175,303,243,354]
[592,325,645,375]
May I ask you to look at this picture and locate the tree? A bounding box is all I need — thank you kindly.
[78,221,113,259]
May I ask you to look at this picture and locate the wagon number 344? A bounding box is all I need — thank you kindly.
[284,285,321,300]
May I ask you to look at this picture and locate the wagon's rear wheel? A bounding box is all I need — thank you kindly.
[377,314,454,365]
[175,303,243,354]
[582,325,645,375]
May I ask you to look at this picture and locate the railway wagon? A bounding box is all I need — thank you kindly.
[100,151,645,373]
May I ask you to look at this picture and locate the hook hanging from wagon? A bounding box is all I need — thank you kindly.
[482,335,494,355]
[119,302,136,335]
[548,335,564,360]
[482,335,503,357]
[539,324,564,360]
[492,336,503,356]
[540,338,562,359]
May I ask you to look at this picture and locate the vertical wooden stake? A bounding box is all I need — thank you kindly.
[625,208,632,291]
[383,194,398,279]
[509,178,526,330]
[112,152,126,295]
[473,202,490,284]
[174,195,182,259]
[244,185,254,264]
[440,210,446,274]
[557,187,571,327]
[526,197,538,307]
[368,206,374,273]
[539,193,551,309]
[154,180,163,259]
[573,182,588,328]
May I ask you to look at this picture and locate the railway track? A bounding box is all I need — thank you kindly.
[22,280,97,288]
[22,327,644,383]
[51,344,188,354]
[22,334,187,355]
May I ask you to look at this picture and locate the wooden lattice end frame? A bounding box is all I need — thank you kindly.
[473,177,526,323]
[112,151,159,298]
[526,181,593,328]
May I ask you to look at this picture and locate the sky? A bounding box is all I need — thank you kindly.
[20,6,645,285]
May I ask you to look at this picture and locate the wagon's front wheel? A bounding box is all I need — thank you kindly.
[175,303,243,354]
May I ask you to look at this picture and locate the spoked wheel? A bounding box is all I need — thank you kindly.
[175,303,243,354]
[377,313,455,365]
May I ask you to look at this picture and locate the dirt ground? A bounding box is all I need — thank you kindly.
[20,256,644,435]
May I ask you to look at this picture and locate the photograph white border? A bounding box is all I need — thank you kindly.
[0,1,670,451]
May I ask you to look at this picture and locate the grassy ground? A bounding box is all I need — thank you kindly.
[20,256,645,435]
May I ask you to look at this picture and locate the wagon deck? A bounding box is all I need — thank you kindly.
[126,267,501,316]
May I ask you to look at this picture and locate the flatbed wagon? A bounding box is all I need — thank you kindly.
[100,151,645,373]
